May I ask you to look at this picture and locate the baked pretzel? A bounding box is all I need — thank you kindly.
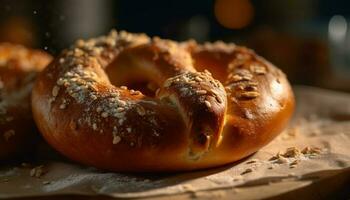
[0,43,52,160]
[32,30,294,171]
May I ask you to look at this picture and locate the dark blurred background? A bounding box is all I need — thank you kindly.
[1,0,350,91]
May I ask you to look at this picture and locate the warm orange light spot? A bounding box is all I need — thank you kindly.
[0,16,35,46]
[214,0,254,29]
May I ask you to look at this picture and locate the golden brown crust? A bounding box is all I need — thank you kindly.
[0,43,52,160]
[32,30,294,171]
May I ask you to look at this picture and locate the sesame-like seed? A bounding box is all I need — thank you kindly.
[96,107,102,112]
[194,76,202,82]
[250,64,266,75]
[126,127,132,133]
[240,91,260,99]
[204,100,211,108]
[155,88,160,96]
[59,58,65,64]
[241,75,253,81]
[244,85,258,91]
[215,95,223,103]
[118,100,126,106]
[48,98,55,105]
[92,123,97,130]
[197,90,207,95]
[120,86,127,90]
[59,104,66,109]
[73,48,84,57]
[90,95,97,100]
[230,74,243,82]
[52,86,60,97]
[75,39,85,47]
[113,135,121,144]
[204,69,212,75]
[101,112,109,118]
[116,107,125,112]
[136,106,146,116]
[91,47,102,56]
[130,90,141,95]
[57,78,64,86]
[134,91,141,95]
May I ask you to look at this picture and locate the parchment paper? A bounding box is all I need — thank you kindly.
[0,86,349,199]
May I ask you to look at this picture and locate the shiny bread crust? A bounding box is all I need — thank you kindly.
[32,30,294,171]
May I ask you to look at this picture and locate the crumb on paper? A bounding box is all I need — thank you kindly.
[3,130,15,141]
[246,159,259,164]
[30,165,47,178]
[281,127,298,140]
[282,147,301,158]
[232,175,244,181]
[42,181,51,185]
[275,155,288,164]
[289,160,300,168]
[182,184,195,192]
[269,146,323,167]
[288,172,296,177]
[301,146,322,155]
[241,168,253,175]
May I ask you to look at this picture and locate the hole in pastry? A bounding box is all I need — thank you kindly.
[123,81,159,97]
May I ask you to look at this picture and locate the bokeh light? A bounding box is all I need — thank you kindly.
[214,0,254,29]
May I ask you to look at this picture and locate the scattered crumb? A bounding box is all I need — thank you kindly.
[204,100,211,108]
[42,181,51,185]
[282,147,301,158]
[241,168,253,175]
[289,160,300,168]
[232,175,244,181]
[288,172,296,177]
[246,159,259,164]
[269,146,323,168]
[301,146,322,155]
[112,135,121,144]
[3,130,15,141]
[30,165,47,178]
[182,184,195,192]
[275,156,288,164]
